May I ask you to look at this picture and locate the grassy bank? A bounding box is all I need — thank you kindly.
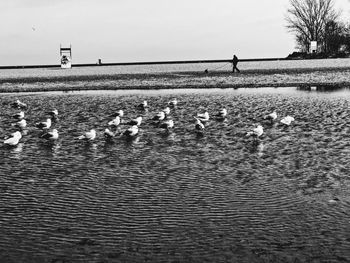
[0,67,349,93]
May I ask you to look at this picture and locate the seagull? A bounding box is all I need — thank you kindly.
[163,107,171,116]
[194,118,205,133]
[11,99,27,109]
[123,125,139,137]
[12,119,27,129]
[127,116,142,126]
[104,128,115,140]
[41,129,59,140]
[108,116,121,127]
[159,119,174,130]
[152,111,166,121]
[4,131,22,146]
[13,111,25,120]
[197,111,210,122]
[48,109,58,116]
[168,98,178,107]
[36,118,52,129]
[111,110,124,118]
[264,110,277,124]
[78,129,96,141]
[138,101,148,110]
[215,108,227,120]
[47,109,59,122]
[280,116,295,126]
[47,109,58,118]
[246,124,264,141]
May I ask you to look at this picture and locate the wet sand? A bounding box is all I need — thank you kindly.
[0,67,349,92]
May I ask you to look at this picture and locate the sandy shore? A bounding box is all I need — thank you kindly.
[0,67,349,93]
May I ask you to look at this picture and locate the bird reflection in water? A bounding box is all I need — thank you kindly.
[248,141,265,157]
[9,142,24,159]
[39,141,61,157]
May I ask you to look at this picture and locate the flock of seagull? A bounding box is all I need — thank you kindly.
[3,98,295,147]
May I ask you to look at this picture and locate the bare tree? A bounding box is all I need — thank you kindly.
[286,0,339,52]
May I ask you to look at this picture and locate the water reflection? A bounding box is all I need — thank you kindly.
[8,142,24,159]
[297,84,348,92]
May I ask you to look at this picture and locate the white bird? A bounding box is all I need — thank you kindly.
[47,109,58,117]
[112,110,124,117]
[246,125,264,139]
[13,111,25,120]
[195,118,205,132]
[160,119,174,130]
[48,109,58,116]
[104,128,115,139]
[127,116,142,126]
[138,101,148,110]
[168,98,178,107]
[108,116,121,127]
[197,111,210,122]
[36,118,52,129]
[11,99,27,109]
[4,131,22,146]
[78,129,96,141]
[280,116,295,126]
[12,119,27,129]
[41,129,59,140]
[123,125,139,137]
[264,110,277,123]
[215,108,227,120]
[153,111,165,121]
[163,107,171,116]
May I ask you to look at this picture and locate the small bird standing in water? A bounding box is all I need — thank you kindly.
[264,110,277,124]
[78,129,97,141]
[159,119,174,131]
[215,108,227,121]
[108,116,121,127]
[280,116,295,126]
[12,119,27,129]
[168,98,178,107]
[41,129,59,140]
[36,118,52,130]
[246,124,264,142]
[123,125,139,138]
[127,116,142,126]
[194,118,205,134]
[11,99,27,109]
[4,131,22,146]
[197,111,209,122]
[13,111,25,120]
[104,128,116,140]
[138,101,148,110]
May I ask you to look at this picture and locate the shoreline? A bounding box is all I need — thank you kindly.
[0,67,349,93]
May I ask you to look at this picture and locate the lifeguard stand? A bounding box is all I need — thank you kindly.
[310,41,317,54]
[60,44,72,69]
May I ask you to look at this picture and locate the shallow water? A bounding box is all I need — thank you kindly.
[1,88,350,262]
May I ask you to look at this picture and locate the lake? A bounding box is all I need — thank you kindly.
[1,87,350,262]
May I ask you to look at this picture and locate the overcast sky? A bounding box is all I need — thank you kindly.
[1,0,349,66]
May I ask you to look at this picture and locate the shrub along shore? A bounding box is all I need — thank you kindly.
[0,67,349,93]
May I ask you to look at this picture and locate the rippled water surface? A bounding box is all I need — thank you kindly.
[1,88,350,262]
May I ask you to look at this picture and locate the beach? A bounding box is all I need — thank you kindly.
[0,59,350,93]
[1,59,350,262]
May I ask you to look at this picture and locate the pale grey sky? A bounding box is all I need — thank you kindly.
[1,0,349,65]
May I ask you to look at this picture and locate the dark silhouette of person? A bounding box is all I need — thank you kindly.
[232,54,240,73]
